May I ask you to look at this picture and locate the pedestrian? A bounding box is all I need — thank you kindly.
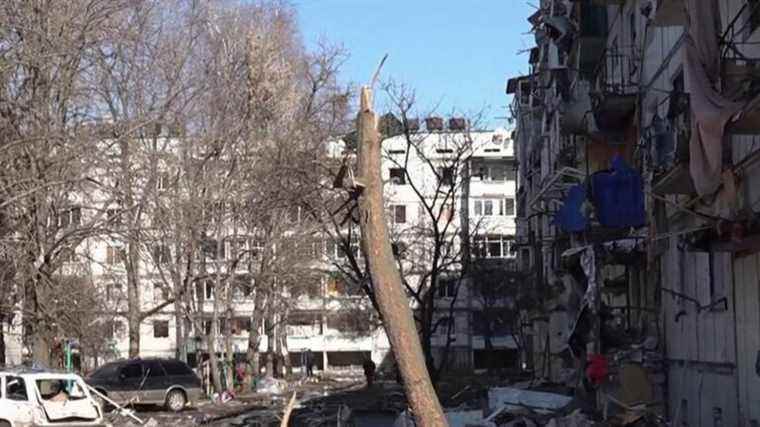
[362,357,376,388]
[305,349,314,377]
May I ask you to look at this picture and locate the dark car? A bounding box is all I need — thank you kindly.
[86,358,203,412]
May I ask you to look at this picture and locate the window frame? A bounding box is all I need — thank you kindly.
[389,168,406,185]
[153,320,170,338]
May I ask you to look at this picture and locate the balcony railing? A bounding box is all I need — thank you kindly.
[594,46,638,97]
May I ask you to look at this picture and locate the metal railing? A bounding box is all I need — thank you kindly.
[594,45,639,96]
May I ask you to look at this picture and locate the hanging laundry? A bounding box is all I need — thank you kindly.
[553,184,588,232]
[591,156,645,229]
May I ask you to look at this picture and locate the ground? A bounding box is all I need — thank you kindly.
[107,370,529,426]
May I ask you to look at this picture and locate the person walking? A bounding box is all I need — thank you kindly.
[362,357,376,388]
[305,349,314,377]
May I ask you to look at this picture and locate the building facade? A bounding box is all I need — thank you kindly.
[511,0,760,424]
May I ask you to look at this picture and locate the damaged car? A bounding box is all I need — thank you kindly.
[0,369,108,427]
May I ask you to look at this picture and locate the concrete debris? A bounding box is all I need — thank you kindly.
[256,377,288,395]
[545,409,595,427]
[487,387,573,415]
[394,409,488,427]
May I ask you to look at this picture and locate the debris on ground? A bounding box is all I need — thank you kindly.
[487,387,573,415]
[256,377,288,395]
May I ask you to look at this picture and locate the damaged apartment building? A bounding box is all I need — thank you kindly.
[510,0,760,424]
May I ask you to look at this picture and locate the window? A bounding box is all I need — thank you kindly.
[144,360,165,377]
[474,200,483,216]
[151,245,170,264]
[201,239,218,260]
[5,376,27,401]
[153,320,169,338]
[58,207,81,228]
[391,205,406,224]
[153,283,168,303]
[204,281,214,300]
[106,246,124,265]
[389,168,406,185]
[37,379,87,401]
[437,277,457,298]
[121,363,143,379]
[629,11,637,44]
[162,360,193,376]
[438,167,454,186]
[474,235,513,259]
[483,200,494,216]
[474,199,513,217]
[392,241,407,258]
[474,161,513,182]
[106,209,121,226]
[503,198,515,216]
[105,320,124,340]
[440,204,454,222]
[157,172,170,190]
[438,316,455,334]
[59,248,76,263]
[106,283,122,301]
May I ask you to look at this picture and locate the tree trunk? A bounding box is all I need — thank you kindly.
[244,316,261,390]
[278,320,291,377]
[0,315,6,365]
[356,86,447,427]
[208,280,223,393]
[174,277,187,363]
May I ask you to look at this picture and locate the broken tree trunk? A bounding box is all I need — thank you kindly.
[355,86,448,427]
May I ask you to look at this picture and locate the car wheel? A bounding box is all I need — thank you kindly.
[165,389,187,412]
[0,420,10,427]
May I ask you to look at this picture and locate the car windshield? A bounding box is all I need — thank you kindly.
[90,363,120,379]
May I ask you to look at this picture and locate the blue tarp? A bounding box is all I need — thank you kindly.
[554,184,588,232]
[591,156,646,229]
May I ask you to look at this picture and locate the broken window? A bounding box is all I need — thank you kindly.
[438,167,454,186]
[5,376,27,401]
[389,168,406,185]
[153,320,169,338]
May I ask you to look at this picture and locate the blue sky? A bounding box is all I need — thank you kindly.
[294,1,535,128]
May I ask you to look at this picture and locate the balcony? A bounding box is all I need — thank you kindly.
[573,0,608,75]
[651,92,695,195]
[720,1,760,134]
[590,46,638,136]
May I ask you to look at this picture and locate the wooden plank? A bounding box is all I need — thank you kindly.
[695,252,714,361]
[685,252,699,361]
[747,254,760,422]
[735,255,750,421]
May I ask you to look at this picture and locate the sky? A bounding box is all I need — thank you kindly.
[293,1,535,129]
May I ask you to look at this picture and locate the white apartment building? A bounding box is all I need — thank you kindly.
[5,121,517,375]
[378,117,519,370]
